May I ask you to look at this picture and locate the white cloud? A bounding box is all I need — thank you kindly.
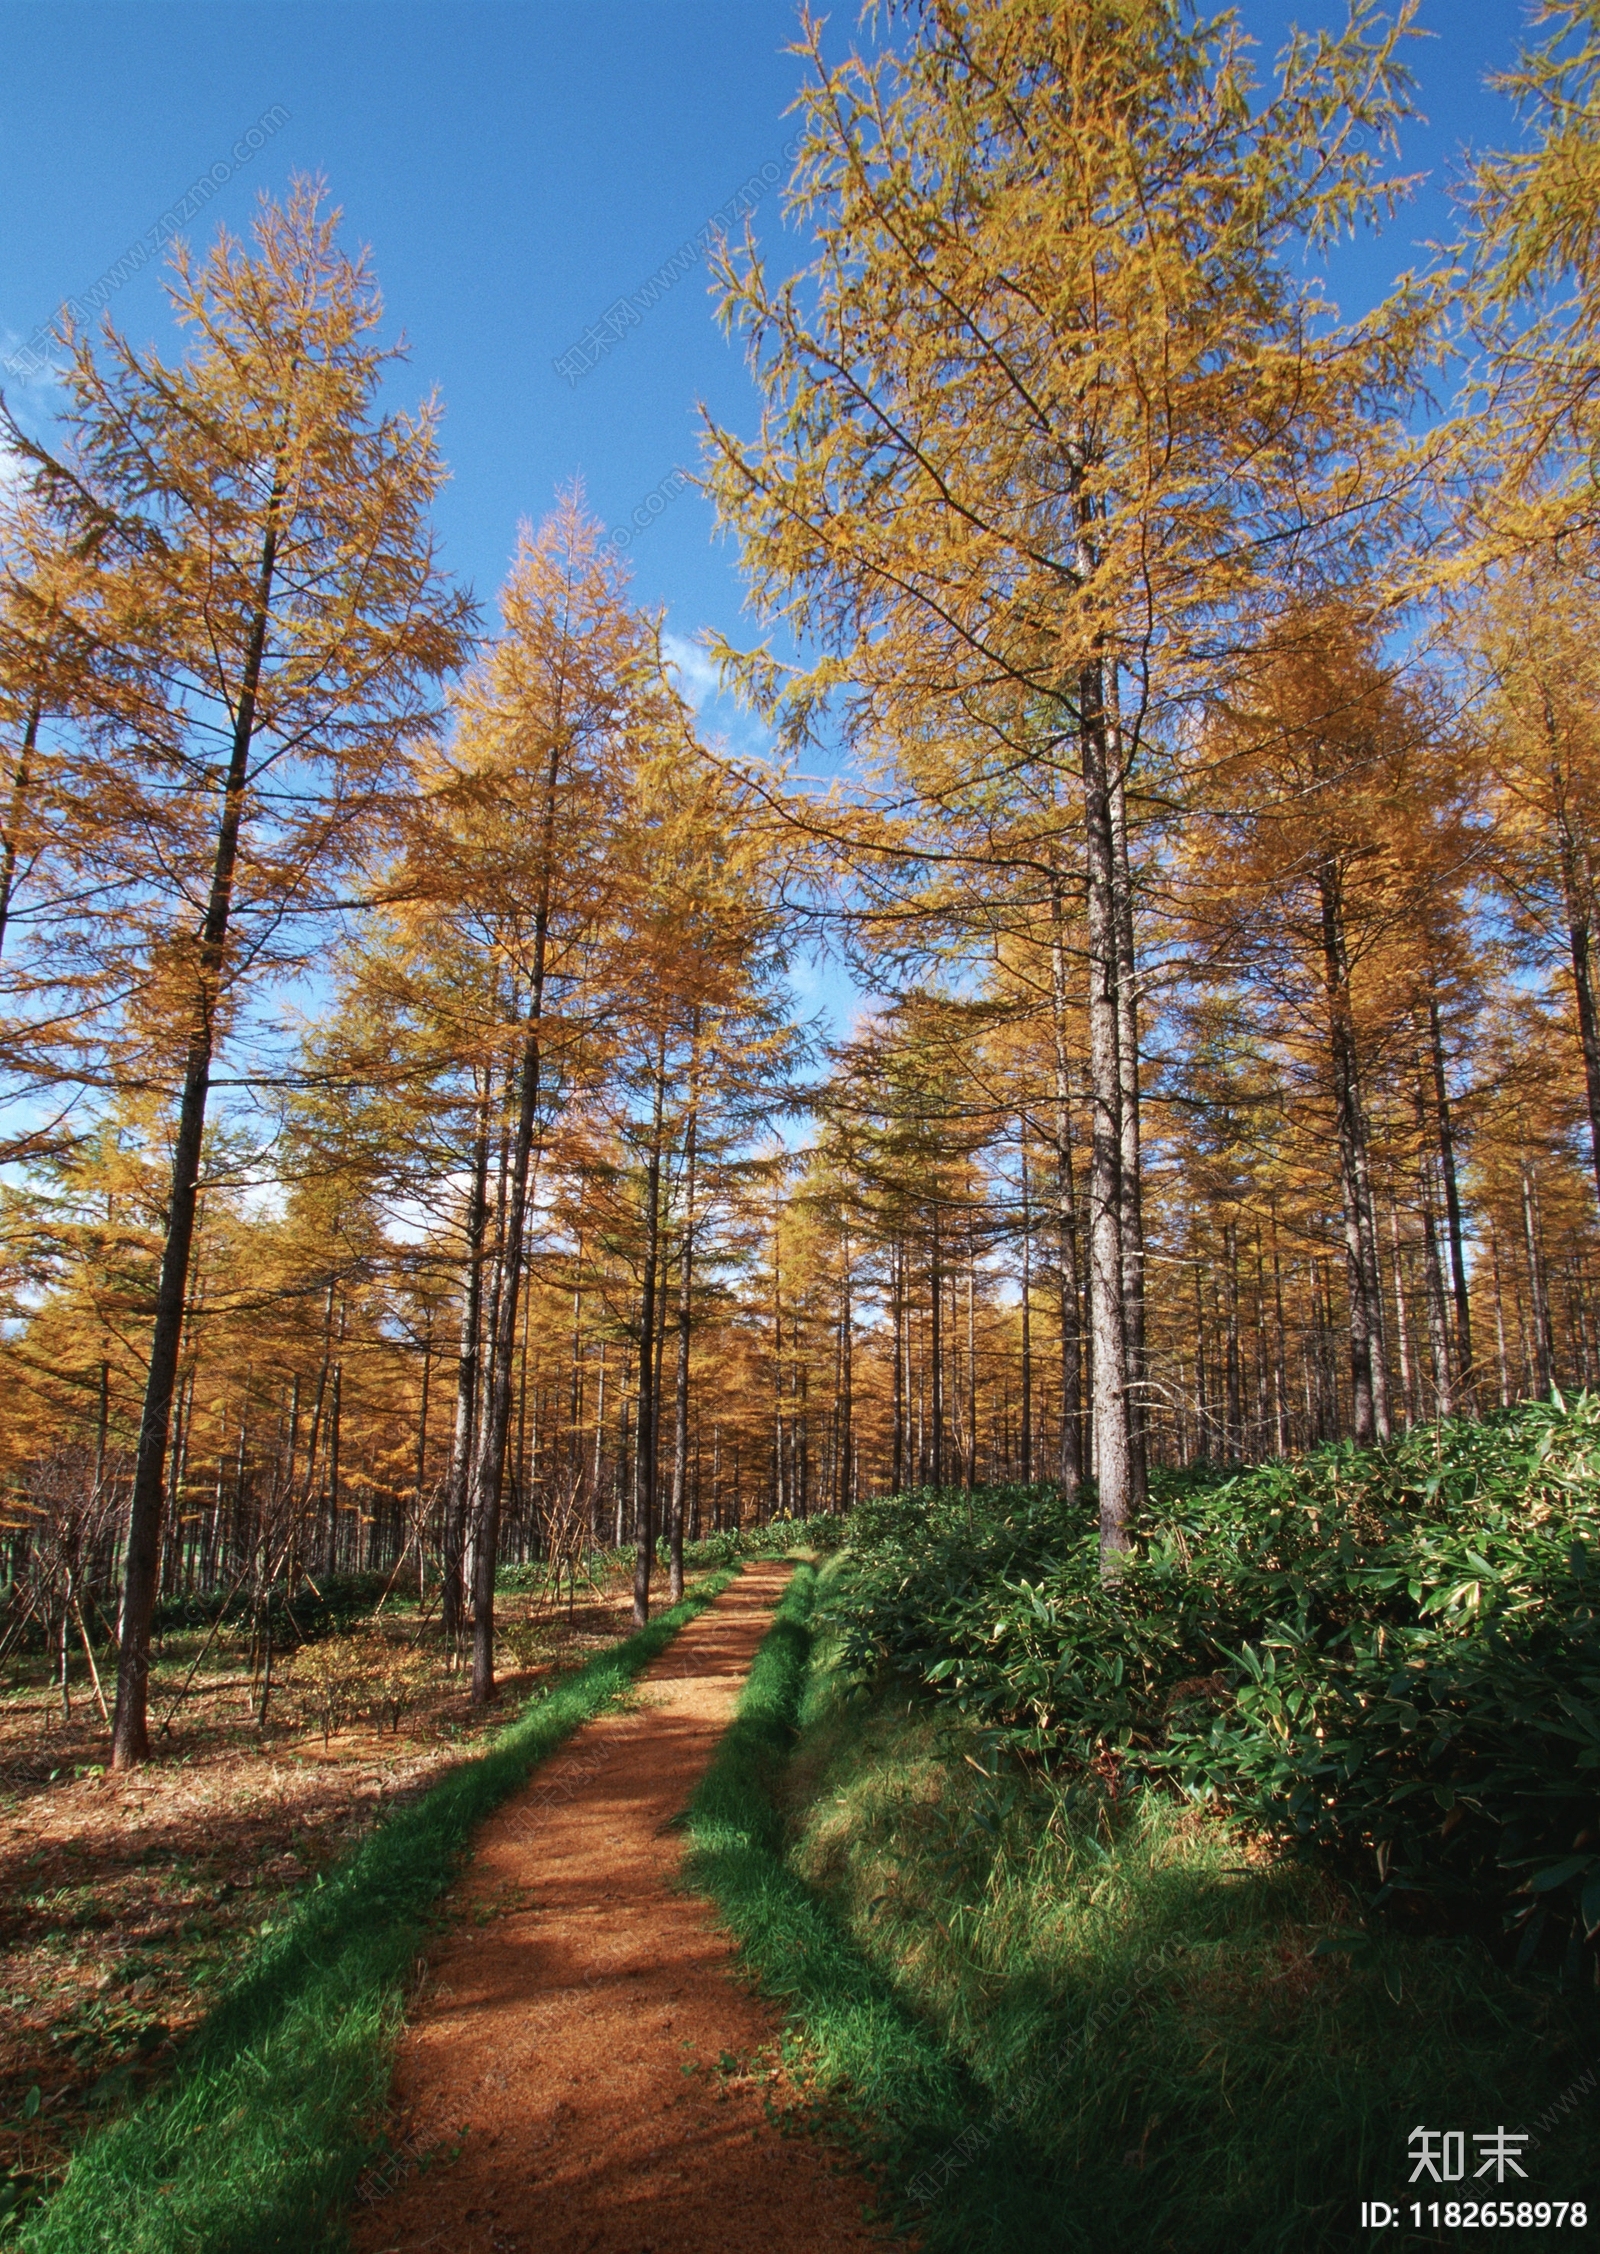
[0,331,67,408]
[661,629,725,712]
[660,622,783,767]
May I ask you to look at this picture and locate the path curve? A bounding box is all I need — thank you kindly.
[351,1560,879,2254]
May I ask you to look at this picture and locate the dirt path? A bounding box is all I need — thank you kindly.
[350,1561,880,2254]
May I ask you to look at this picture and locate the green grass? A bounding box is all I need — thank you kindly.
[686,1554,1600,2253]
[12,1567,737,2254]
[680,1559,980,2220]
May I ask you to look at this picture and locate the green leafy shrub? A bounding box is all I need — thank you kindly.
[688,1553,1600,2252]
[827,1399,1600,1963]
[151,1572,391,1642]
[680,1516,842,1569]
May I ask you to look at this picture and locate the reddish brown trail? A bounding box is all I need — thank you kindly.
[350,1560,880,2254]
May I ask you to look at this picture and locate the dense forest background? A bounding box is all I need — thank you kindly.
[4,0,1600,1767]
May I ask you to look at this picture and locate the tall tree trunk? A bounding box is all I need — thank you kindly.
[1411,1067,1453,1418]
[1420,1165,1455,1418]
[1560,862,1600,1204]
[1521,1167,1554,1396]
[468,1025,549,1700]
[1078,667,1131,1566]
[771,1233,784,1513]
[1389,1202,1416,1425]
[1317,860,1384,1447]
[1426,998,1474,1403]
[294,1283,337,1584]
[632,1053,666,1627]
[325,1361,343,1574]
[112,514,278,1767]
[443,1099,490,1648]
[891,1238,905,1492]
[413,1319,432,1533]
[1360,1124,1393,1442]
[1251,1235,1270,1452]
[568,1242,586,1491]
[0,688,41,961]
[95,1357,111,1495]
[1018,1120,1033,1484]
[514,1228,535,1557]
[590,1297,608,1510]
[929,1201,944,1487]
[616,1360,631,1547]
[465,717,565,1701]
[653,1189,670,1526]
[965,1222,978,1491]
[1488,1232,1511,1405]
[1048,892,1085,1495]
[668,1099,697,1603]
[1224,1218,1243,1455]
[1109,735,1147,1510]
[1546,725,1600,1209]
[838,1221,854,1512]
[1270,1216,1289,1456]
[278,1371,301,1589]
[473,1103,511,1492]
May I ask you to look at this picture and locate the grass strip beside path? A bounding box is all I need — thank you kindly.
[18,1569,737,2254]
[681,1558,1005,2237]
[682,1557,1600,2252]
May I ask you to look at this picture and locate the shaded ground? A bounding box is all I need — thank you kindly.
[0,1569,642,2209]
[350,1561,882,2254]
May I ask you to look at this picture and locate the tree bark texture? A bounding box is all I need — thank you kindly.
[1078,667,1132,1567]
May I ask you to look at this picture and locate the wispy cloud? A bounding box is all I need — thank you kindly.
[661,630,724,712]
[660,626,785,769]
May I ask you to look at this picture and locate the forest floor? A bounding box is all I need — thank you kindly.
[0,1565,646,2209]
[347,1558,881,2254]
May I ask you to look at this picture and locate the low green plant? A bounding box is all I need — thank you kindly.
[151,1572,393,1645]
[286,1635,378,1747]
[680,1516,841,1571]
[363,1634,431,1732]
[681,1562,974,2196]
[491,1614,552,1675]
[690,1557,1600,2251]
[828,1400,1600,1960]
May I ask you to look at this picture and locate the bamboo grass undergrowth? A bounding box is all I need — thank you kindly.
[13,1566,737,2254]
[688,1554,1600,2252]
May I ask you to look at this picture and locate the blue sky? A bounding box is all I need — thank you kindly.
[2,3,818,680]
[0,0,1536,1044]
[1,1,1531,638]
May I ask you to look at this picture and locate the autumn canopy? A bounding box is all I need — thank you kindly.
[4,0,1600,1767]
